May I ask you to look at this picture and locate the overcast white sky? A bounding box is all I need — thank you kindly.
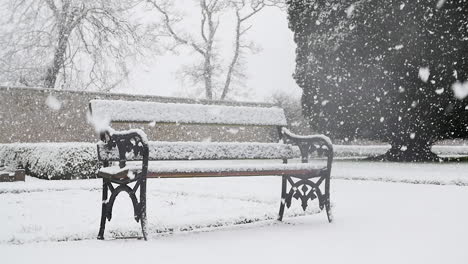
[122,6,302,102]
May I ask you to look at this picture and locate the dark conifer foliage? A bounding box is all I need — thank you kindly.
[288,0,468,161]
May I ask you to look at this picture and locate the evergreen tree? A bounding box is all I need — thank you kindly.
[288,0,468,161]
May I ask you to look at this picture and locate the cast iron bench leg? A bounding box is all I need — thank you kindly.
[98,178,108,240]
[140,177,148,240]
[97,177,147,240]
[277,176,287,221]
[325,175,333,223]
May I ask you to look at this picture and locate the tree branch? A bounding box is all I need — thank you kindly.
[147,0,205,55]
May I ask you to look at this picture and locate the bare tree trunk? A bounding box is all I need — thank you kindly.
[44,0,76,89]
[203,52,213,99]
[44,30,70,88]
[200,0,217,99]
[221,11,241,100]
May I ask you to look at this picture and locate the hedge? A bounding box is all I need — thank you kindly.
[0,143,99,180]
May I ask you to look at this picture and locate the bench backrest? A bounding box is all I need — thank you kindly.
[89,99,294,161]
[89,99,287,126]
[90,99,287,143]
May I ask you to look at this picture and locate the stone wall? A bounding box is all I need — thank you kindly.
[0,86,277,143]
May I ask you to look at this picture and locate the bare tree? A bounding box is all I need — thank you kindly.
[147,0,283,100]
[269,90,313,134]
[0,0,150,91]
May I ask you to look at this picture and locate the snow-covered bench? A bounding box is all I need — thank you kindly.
[0,166,25,182]
[0,160,25,182]
[89,99,334,240]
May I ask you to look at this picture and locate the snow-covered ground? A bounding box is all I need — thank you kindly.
[333,159,468,185]
[1,160,468,263]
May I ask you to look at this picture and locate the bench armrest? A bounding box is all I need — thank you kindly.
[281,128,334,169]
[98,128,149,174]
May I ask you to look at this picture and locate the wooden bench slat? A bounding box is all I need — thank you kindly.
[98,162,322,180]
[147,170,321,178]
[90,99,287,126]
[98,141,297,161]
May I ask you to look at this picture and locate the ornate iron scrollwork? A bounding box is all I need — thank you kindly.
[284,177,325,211]
[101,130,147,168]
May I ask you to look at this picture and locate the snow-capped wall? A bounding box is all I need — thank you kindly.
[0,86,276,143]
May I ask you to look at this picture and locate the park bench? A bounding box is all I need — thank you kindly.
[89,99,334,240]
[0,161,25,182]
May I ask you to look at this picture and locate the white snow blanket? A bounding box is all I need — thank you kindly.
[90,99,287,126]
[0,175,318,244]
[334,144,468,157]
[1,177,468,264]
[333,159,468,185]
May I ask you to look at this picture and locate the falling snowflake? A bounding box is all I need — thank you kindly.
[418,67,430,82]
[45,95,62,111]
[227,128,239,134]
[452,81,468,99]
[435,88,444,95]
[436,0,446,9]
[345,4,355,18]
[202,137,212,142]
[86,111,110,133]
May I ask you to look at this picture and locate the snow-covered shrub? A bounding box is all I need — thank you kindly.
[0,143,99,180]
[289,0,468,161]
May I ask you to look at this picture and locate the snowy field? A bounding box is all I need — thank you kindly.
[1,160,468,263]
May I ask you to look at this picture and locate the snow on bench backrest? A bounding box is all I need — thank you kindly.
[97,141,296,161]
[90,99,287,126]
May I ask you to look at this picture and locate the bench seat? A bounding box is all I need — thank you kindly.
[98,162,324,179]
